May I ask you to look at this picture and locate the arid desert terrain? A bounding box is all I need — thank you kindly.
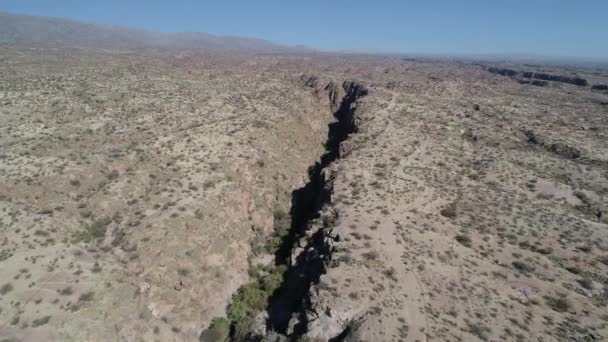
[1,13,608,342]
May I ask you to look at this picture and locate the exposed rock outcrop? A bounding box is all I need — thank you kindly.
[517,79,548,87]
[301,74,320,89]
[486,66,589,87]
[591,84,608,91]
[521,72,588,86]
[522,129,581,160]
[266,79,367,338]
[487,67,518,77]
[547,142,581,159]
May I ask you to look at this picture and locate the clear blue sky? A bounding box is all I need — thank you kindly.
[1,0,606,59]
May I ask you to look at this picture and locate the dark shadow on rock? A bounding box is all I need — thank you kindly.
[266,80,367,336]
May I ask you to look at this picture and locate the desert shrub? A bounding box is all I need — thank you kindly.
[90,262,102,273]
[59,287,73,295]
[32,316,51,327]
[577,245,593,253]
[199,317,230,342]
[226,264,286,341]
[265,208,290,254]
[565,266,581,274]
[73,217,112,243]
[107,169,120,180]
[512,260,535,273]
[545,295,572,312]
[440,205,457,219]
[78,291,95,302]
[362,251,379,261]
[577,278,593,290]
[34,229,50,237]
[265,234,286,255]
[467,320,491,340]
[473,104,480,111]
[230,313,255,342]
[455,234,472,247]
[88,218,111,236]
[272,208,288,221]
[0,283,13,295]
[573,191,591,205]
[534,246,553,255]
[177,268,190,277]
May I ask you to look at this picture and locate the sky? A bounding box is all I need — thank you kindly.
[1,0,606,59]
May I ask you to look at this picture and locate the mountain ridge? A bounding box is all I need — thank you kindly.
[0,11,304,52]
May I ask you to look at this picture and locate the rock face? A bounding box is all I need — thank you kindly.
[486,66,589,87]
[591,84,608,91]
[487,67,518,77]
[517,79,548,87]
[547,142,581,159]
[523,129,581,159]
[301,74,320,89]
[521,72,588,86]
[523,129,543,145]
[265,79,367,339]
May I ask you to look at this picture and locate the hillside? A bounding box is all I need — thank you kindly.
[0,12,607,342]
[0,12,292,52]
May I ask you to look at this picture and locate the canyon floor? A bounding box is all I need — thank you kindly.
[1,47,607,342]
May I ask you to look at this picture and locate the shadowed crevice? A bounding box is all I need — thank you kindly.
[267,80,367,337]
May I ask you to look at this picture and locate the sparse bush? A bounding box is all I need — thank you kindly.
[59,287,73,295]
[32,315,51,327]
[73,217,112,243]
[512,260,534,273]
[272,208,288,221]
[545,295,572,312]
[467,320,491,340]
[577,245,592,253]
[440,205,457,219]
[91,262,102,273]
[577,278,593,290]
[362,251,379,261]
[534,246,553,255]
[107,169,120,180]
[455,234,472,247]
[565,266,581,274]
[177,268,190,277]
[200,317,230,342]
[78,291,95,302]
[0,283,13,295]
[265,208,290,254]
[226,264,286,341]
[34,229,50,237]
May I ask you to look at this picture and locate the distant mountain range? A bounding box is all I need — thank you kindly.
[0,11,304,52]
[2,11,605,68]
